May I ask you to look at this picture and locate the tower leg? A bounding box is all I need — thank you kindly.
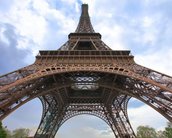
[35,94,66,138]
[104,95,136,138]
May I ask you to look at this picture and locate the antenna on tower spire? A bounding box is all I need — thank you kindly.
[82,4,88,16]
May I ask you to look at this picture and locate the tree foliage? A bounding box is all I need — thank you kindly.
[1,122,30,138]
[9,128,30,138]
[157,130,166,138]
[164,122,172,138]
[136,125,157,138]
[136,122,172,138]
[0,122,7,138]
[1,120,172,138]
[6,129,12,138]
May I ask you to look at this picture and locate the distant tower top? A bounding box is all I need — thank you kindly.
[82,4,88,16]
[75,4,95,33]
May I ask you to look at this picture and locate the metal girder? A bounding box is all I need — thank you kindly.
[105,95,135,138]
[34,93,136,138]
[75,4,95,33]
[0,3,172,138]
[0,70,171,137]
[35,94,66,138]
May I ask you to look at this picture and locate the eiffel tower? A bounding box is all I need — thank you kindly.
[0,4,172,138]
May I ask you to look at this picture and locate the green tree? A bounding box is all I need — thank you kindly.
[0,122,7,138]
[164,122,172,138]
[12,128,30,138]
[137,125,157,138]
[6,129,12,138]
[157,130,166,138]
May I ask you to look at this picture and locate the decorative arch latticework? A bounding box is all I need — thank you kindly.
[0,3,172,138]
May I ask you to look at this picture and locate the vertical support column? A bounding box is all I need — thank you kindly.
[104,95,136,138]
[35,95,66,138]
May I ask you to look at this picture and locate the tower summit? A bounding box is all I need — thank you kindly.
[62,3,110,50]
[0,4,172,138]
[75,4,95,33]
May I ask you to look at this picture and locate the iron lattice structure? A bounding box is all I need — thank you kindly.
[0,4,172,138]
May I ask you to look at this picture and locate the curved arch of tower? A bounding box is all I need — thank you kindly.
[0,4,172,138]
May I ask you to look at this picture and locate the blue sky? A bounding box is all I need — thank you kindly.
[0,0,172,137]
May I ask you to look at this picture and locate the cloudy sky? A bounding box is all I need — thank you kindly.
[0,0,172,137]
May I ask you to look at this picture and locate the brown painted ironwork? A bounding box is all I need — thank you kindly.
[0,4,172,138]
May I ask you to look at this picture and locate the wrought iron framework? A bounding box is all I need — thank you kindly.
[0,4,172,138]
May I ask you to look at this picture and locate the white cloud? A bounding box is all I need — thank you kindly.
[128,104,168,132]
[57,127,113,138]
[56,115,113,138]
[135,48,172,75]
[0,0,47,56]
[61,0,78,5]
[0,26,10,46]
[100,25,126,50]
[0,0,78,63]
[142,16,154,28]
